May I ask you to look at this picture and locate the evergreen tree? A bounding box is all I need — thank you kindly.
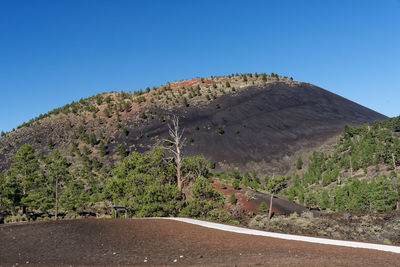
[230,193,237,205]
[99,140,107,156]
[104,149,183,217]
[320,189,330,210]
[0,174,13,213]
[46,150,70,219]
[8,144,43,214]
[259,201,269,213]
[296,156,303,170]
[368,176,398,211]
[180,177,223,218]
[119,145,128,159]
[262,73,267,82]
[183,97,189,107]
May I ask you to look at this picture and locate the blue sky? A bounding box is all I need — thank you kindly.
[1,0,399,132]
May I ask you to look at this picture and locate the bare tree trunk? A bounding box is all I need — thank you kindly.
[163,115,186,194]
[268,193,274,223]
[22,169,27,215]
[176,136,183,192]
[350,157,353,176]
[392,153,396,170]
[176,159,182,191]
[55,178,58,220]
[22,186,26,215]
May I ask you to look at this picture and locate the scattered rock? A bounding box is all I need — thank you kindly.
[342,213,352,220]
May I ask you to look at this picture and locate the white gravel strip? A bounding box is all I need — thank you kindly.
[160,217,400,254]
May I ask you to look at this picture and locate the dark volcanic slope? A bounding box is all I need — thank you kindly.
[0,80,387,174]
[133,83,387,173]
[0,219,398,266]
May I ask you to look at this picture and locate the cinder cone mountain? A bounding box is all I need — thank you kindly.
[0,74,387,174]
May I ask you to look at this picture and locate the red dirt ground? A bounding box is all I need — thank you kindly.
[0,219,399,266]
[213,180,264,213]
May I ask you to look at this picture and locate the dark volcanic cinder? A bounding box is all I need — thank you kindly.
[0,81,387,174]
[130,82,386,173]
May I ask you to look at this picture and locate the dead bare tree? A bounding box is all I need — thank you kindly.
[268,173,274,223]
[163,115,186,193]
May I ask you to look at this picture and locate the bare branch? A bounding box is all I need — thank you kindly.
[163,115,186,193]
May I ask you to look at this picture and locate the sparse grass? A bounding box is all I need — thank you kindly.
[248,211,400,245]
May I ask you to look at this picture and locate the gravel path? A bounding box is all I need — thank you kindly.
[167,217,400,253]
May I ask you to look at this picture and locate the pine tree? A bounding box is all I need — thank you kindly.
[230,193,237,205]
[9,144,41,214]
[119,145,128,159]
[183,97,189,107]
[296,156,303,170]
[99,140,107,156]
[262,73,267,82]
[259,201,269,213]
[320,190,330,210]
[0,173,12,213]
[46,150,70,219]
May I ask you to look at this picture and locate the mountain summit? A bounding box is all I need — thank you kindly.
[0,73,387,174]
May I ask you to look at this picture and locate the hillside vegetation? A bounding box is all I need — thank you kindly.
[0,73,394,228]
[0,142,238,223]
[0,73,386,176]
[285,118,400,212]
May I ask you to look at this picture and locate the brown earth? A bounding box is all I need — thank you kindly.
[0,219,399,266]
[213,179,319,216]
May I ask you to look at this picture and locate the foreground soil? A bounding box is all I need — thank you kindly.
[0,219,399,266]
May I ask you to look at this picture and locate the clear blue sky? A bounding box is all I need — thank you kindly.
[1,0,399,132]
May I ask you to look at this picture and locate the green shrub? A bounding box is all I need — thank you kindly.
[122,127,129,136]
[259,202,269,213]
[183,97,189,107]
[232,179,240,190]
[230,194,237,205]
[296,156,303,170]
[180,177,223,218]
